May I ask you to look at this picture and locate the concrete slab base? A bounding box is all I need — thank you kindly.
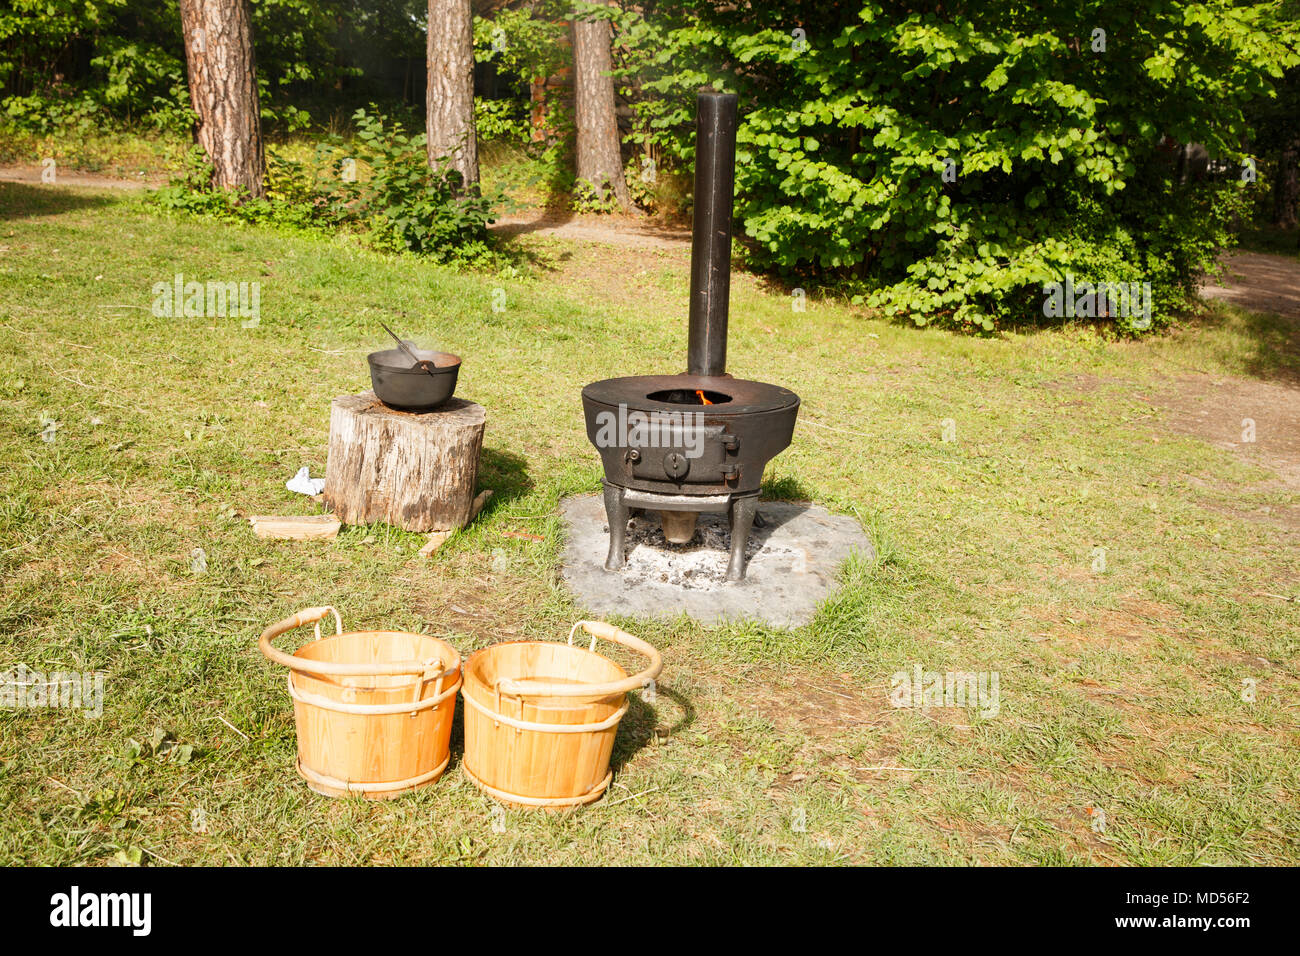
[558,494,874,627]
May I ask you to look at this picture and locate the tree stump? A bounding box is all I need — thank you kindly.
[324,391,487,532]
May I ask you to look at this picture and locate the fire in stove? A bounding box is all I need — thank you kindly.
[580,90,801,582]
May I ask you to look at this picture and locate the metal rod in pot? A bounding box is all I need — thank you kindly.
[377,318,437,377]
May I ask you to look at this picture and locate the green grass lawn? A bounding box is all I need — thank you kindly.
[0,180,1297,866]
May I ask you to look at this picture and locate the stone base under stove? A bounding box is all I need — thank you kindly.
[559,493,873,627]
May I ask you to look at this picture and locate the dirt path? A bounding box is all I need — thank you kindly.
[4,163,1294,268]
[1150,251,1300,519]
[0,163,692,250]
[1200,250,1300,320]
[489,210,690,250]
[1156,372,1300,500]
[0,164,159,190]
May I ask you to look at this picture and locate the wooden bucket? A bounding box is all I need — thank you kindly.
[461,620,661,809]
[259,606,461,799]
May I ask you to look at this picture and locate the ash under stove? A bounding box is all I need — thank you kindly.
[614,511,788,589]
[559,495,873,626]
[581,91,800,581]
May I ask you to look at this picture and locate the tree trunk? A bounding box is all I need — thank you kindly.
[1273,136,1300,229]
[178,0,265,199]
[572,7,632,210]
[324,392,487,532]
[426,0,478,190]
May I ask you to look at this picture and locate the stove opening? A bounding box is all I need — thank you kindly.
[647,388,731,406]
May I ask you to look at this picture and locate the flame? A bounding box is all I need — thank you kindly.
[695,390,713,405]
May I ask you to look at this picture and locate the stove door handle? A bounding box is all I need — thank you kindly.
[495,620,663,698]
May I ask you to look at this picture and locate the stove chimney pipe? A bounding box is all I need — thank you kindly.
[687,90,738,378]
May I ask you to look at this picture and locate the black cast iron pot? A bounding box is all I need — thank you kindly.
[367,347,461,411]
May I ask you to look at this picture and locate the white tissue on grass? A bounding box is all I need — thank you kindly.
[286,466,325,496]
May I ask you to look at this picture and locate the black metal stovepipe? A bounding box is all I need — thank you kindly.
[687,90,738,379]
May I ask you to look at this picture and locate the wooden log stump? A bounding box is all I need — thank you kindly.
[324,391,487,532]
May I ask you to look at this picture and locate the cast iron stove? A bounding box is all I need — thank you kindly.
[581,91,800,581]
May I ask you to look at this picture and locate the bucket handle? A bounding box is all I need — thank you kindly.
[258,606,460,680]
[495,620,662,699]
[312,606,344,642]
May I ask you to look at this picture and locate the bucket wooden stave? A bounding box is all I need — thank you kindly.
[461,620,662,809]
[259,606,461,799]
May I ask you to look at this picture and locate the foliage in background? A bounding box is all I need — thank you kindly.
[613,0,1300,331]
[342,109,498,259]
[0,0,190,130]
[479,130,577,211]
[149,109,500,265]
[5,0,1299,330]
[472,2,568,85]
[470,1,579,208]
[0,0,427,133]
[467,3,583,210]
[474,97,530,143]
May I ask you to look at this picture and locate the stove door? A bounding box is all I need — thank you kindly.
[625,418,730,484]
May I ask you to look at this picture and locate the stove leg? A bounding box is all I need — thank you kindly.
[601,482,629,571]
[726,495,758,582]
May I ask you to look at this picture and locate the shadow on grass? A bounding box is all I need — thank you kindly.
[491,208,577,238]
[1196,302,1300,386]
[610,684,694,774]
[0,181,118,220]
[487,232,569,275]
[1238,225,1300,259]
[754,269,834,303]
[481,135,577,215]
[477,447,533,511]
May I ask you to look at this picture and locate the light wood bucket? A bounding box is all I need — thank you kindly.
[259,606,461,799]
[461,620,662,809]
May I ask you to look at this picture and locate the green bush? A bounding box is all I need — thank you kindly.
[0,1,187,129]
[149,110,501,266]
[474,98,530,144]
[2,93,101,137]
[615,0,1299,331]
[472,3,569,84]
[344,109,498,259]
